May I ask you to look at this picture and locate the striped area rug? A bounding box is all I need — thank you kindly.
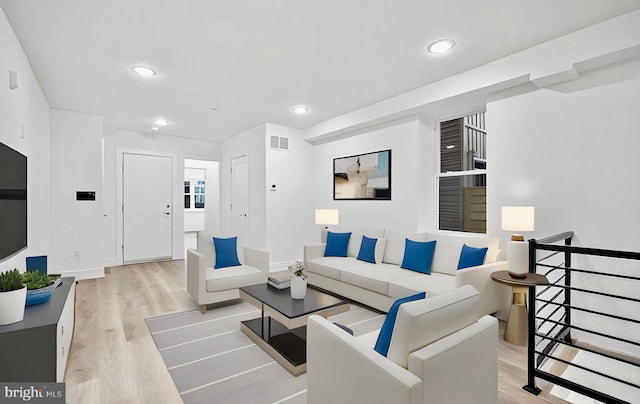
[145,299,384,404]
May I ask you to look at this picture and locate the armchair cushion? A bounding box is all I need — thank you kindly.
[401,239,436,274]
[213,236,241,269]
[457,244,488,270]
[374,292,426,357]
[205,264,264,292]
[324,231,352,257]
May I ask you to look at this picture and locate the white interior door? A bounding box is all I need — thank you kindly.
[231,155,249,237]
[123,153,173,263]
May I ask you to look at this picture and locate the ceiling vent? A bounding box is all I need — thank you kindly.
[270,135,289,150]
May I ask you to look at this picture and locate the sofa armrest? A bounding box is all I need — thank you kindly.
[455,261,508,316]
[307,315,422,404]
[243,247,269,283]
[186,248,206,303]
[304,244,326,264]
[408,315,498,404]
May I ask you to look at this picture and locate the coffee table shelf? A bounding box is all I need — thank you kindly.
[239,284,348,375]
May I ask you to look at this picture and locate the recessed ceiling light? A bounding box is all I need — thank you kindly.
[151,127,159,131]
[131,65,156,77]
[427,39,455,54]
[155,119,169,126]
[292,105,309,114]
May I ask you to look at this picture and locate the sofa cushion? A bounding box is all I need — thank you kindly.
[387,285,481,368]
[306,257,362,280]
[388,272,455,299]
[205,264,263,292]
[347,229,386,258]
[213,236,241,269]
[340,263,416,295]
[400,239,436,274]
[325,231,352,257]
[457,244,488,270]
[356,235,377,263]
[426,232,499,275]
[382,233,428,265]
[356,236,387,264]
[374,292,426,357]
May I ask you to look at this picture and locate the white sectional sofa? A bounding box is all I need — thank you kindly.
[304,230,507,314]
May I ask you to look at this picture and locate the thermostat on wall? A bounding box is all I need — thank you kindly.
[76,191,96,201]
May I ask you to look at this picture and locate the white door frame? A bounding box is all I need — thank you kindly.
[231,155,250,238]
[115,148,179,265]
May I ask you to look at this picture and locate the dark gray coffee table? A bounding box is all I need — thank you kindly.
[239,283,348,375]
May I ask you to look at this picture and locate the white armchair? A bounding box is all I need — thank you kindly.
[307,285,498,404]
[186,231,269,313]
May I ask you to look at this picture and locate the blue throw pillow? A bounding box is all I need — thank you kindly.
[324,231,352,257]
[374,292,427,357]
[213,236,241,269]
[400,239,436,274]
[457,244,488,269]
[356,235,378,263]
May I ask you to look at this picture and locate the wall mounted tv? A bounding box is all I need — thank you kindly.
[0,141,27,260]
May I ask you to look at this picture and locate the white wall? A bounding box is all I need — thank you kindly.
[103,129,221,266]
[265,123,316,265]
[49,108,104,279]
[308,118,433,241]
[488,75,640,356]
[0,9,50,272]
[221,124,267,249]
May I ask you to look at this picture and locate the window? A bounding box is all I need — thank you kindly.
[437,112,487,233]
[184,169,206,210]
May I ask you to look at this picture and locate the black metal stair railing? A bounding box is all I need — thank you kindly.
[523,231,640,404]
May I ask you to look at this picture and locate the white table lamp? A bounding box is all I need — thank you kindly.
[315,209,339,243]
[502,206,535,274]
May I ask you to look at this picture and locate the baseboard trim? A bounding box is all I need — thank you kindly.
[58,266,105,280]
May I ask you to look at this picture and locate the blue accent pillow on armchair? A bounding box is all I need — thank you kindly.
[400,239,436,274]
[356,235,378,263]
[457,244,488,269]
[324,231,352,257]
[374,292,427,357]
[213,236,241,269]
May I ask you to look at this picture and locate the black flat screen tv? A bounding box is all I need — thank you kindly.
[0,141,27,260]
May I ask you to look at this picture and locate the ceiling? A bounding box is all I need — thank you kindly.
[2,0,639,143]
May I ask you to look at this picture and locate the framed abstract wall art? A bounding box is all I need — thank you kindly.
[333,149,391,200]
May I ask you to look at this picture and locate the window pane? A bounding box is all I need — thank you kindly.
[184,194,190,209]
[184,181,190,193]
[195,195,205,209]
[439,175,486,233]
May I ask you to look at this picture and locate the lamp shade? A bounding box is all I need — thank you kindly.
[501,206,534,232]
[315,209,339,226]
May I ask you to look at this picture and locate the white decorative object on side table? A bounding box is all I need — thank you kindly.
[288,261,307,299]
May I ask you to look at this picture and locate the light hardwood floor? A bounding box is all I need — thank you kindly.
[64,261,569,404]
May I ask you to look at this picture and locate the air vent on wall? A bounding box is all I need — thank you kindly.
[269,135,289,150]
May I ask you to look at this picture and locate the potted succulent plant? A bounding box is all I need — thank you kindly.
[288,260,307,299]
[0,268,27,325]
[22,270,61,306]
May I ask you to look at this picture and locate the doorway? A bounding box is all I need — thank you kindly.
[122,152,173,263]
[184,158,220,254]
